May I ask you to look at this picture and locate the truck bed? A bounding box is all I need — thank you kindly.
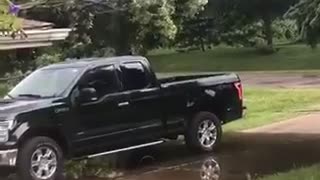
[159,73,240,87]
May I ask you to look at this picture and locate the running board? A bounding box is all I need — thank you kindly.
[87,140,164,159]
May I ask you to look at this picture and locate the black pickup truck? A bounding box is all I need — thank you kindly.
[0,56,243,180]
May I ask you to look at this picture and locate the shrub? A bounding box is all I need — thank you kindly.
[3,70,25,89]
[34,53,63,68]
[2,53,63,88]
[65,156,122,179]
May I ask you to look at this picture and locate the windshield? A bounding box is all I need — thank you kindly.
[8,68,83,98]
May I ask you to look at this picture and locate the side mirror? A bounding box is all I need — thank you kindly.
[79,87,98,103]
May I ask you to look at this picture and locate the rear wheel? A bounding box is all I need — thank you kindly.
[17,136,64,180]
[185,112,222,152]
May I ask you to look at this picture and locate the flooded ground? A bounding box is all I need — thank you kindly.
[2,132,320,180]
[81,132,320,180]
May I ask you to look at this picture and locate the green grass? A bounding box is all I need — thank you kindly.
[148,45,320,72]
[224,88,320,132]
[0,84,8,96]
[259,165,320,180]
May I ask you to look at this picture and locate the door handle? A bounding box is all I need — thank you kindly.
[118,102,130,107]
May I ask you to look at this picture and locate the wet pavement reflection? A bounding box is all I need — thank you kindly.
[81,132,320,180]
[2,132,320,180]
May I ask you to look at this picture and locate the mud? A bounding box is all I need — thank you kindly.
[2,133,320,180]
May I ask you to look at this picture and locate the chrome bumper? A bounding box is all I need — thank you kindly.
[0,149,17,166]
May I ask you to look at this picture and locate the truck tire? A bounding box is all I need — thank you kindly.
[17,136,64,180]
[185,112,222,152]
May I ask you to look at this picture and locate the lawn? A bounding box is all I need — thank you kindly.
[148,44,320,72]
[0,84,8,96]
[259,165,320,180]
[224,88,320,132]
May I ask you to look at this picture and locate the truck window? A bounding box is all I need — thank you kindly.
[81,65,119,98]
[121,62,150,90]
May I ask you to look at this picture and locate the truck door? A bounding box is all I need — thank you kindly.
[119,61,165,142]
[71,65,134,154]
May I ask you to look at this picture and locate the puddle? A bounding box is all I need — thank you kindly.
[114,133,320,180]
[2,133,320,180]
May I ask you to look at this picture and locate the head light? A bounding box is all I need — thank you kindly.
[0,121,15,143]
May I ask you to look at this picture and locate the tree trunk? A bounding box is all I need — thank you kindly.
[114,13,131,56]
[263,14,273,47]
[199,37,206,52]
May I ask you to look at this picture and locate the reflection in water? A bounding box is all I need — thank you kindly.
[5,132,320,180]
[115,133,320,180]
[138,155,156,167]
[200,157,221,180]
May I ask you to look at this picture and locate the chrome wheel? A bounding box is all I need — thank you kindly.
[198,120,217,148]
[200,158,221,180]
[30,147,57,180]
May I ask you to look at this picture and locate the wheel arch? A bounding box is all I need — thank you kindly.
[17,127,71,158]
[191,98,225,123]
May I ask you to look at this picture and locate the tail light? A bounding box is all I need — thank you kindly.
[234,82,243,100]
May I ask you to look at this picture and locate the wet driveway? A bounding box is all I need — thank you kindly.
[2,132,320,180]
[82,132,320,180]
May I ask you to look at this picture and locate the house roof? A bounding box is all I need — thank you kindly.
[22,19,54,30]
[0,18,71,50]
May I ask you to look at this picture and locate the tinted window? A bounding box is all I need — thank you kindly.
[81,65,119,97]
[121,62,149,90]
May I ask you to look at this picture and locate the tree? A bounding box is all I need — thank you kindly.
[244,0,298,47]
[285,0,320,48]
[0,0,23,36]
[204,0,298,48]
[19,0,208,56]
[129,0,177,51]
[176,17,216,51]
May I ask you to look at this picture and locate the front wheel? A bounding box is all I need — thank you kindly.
[17,136,64,180]
[185,112,222,152]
